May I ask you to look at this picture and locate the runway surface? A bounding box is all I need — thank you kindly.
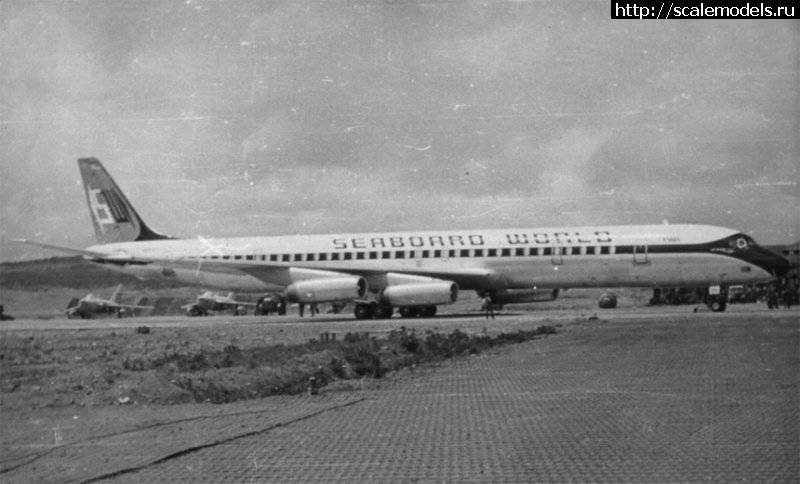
[1,306,797,482]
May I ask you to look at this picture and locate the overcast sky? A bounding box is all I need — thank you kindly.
[1,0,798,262]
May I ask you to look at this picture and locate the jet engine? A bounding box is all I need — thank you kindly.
[486,288,560,307]
[380,282,458,307]
[286,277,366,303]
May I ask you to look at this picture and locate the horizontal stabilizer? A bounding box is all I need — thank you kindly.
[12,238,109,259]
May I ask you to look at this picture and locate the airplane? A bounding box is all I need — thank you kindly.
[16,158,790,319]
[181,290,257,316]
[65,284,153,319]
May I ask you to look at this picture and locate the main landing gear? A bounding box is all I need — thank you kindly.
[705,285,728,312]
[353,303,438,319]
[707,298,727,312]
[354,302,393,320]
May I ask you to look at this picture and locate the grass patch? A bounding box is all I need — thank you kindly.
[1,326,556,407]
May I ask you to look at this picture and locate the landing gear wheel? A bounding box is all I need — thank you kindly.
[188,307,206,317]
[354,303,375,320]
[419,305,437,317]
[709,300,727,312]
[374,304,394,319]
[398,306,420,318]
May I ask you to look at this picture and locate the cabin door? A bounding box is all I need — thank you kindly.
[551,246,564,265]
[633,243,649,264]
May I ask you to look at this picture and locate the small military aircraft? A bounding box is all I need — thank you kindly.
[182,291,257,316]
[66,284,152,319]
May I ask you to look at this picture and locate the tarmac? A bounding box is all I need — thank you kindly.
[1,307,798,483]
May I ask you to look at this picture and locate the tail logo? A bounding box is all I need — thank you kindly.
[89,188,132,228]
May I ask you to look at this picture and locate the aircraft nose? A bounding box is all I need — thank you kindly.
[749,245,791,276]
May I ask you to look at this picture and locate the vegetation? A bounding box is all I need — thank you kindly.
[1,326,556,407]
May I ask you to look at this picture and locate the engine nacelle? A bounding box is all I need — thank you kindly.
[286,277,366,303]
[380,282,458,307]
[487,288,560,306]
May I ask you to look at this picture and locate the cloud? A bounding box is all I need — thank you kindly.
[1,1,798,261]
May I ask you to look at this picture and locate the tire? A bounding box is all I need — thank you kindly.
[354,303,374,320]
[598,293,617,309]
[374,305,393,319]
[710,300,727,312]
[419,305,437,317]
[398,306,420,318]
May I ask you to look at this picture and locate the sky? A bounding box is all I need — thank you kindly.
[1,0,798,262]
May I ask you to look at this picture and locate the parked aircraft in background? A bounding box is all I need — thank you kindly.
[182,291,257,316]
[17,158,791,318]
[66,284,152,319]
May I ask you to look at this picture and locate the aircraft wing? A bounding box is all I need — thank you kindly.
[113,255,499,291]
[226,299,258,307]
[235,264,499,291]
[14,239,112,259]
[14,239,499,291]
[116,303,155,309]
[208,295,258,307]
[99,300,154,310]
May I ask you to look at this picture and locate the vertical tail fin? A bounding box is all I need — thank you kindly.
[110,284,124,303]
[78,158,170,243]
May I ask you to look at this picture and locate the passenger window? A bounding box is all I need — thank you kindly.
[330,253,340,261]
[369,251,378,259]
[543,248,552,256]
[586,246,595,255]
[382,251,391,259]
[306,253,315,261]
[395,251,405,259]
[356,252,365,260]
[449,249,457,258]
[460,249,470,257]
[433,249,442,258]
[474,249,483,257]
[344,252,353,260]
[488,249,497,257]
[294,254,303,261]
[318,253,327,261]
[422,250,430,258]
[281,254,290,262]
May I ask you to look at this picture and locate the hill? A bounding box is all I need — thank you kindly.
[0,256,179,290]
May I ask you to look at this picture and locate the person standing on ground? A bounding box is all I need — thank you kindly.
[482,296,495,320]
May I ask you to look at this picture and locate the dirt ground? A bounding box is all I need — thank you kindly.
[1,306,796,483]
[2,286,788,478]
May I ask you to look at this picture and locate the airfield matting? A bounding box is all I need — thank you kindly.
[1,308,797,482]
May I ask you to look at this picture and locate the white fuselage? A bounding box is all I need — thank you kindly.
[88,224,777,293]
